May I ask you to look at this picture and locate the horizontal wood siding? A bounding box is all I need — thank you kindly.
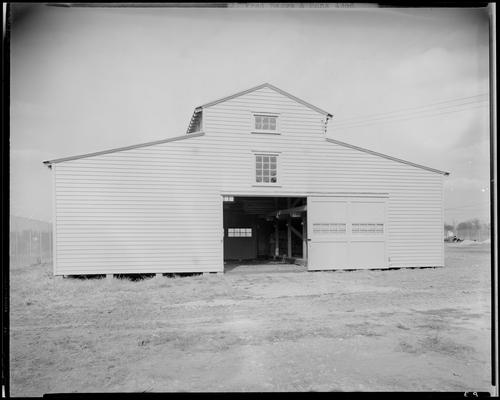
[54,135,223,275]
[53,86,444,274]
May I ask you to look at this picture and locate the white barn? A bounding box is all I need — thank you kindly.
[43,83,449,276]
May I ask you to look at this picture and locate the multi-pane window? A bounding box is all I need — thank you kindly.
[352,223,384,234]
[254,115,277,132]
[313,223,347,234]
[228,228,252,237]
[256,154,277,184]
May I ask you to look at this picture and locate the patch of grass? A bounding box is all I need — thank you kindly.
[398,334,476,359]
[10,247,492,395]
[419,335,476,358]
[398,340,418,354]
[344,322,383,338]
[416,308,462,316]
[416,322,445,330]
[377,312,395,317]
[137,331,245,352]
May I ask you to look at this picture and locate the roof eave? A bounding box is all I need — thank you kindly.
[42,132,205,166]
[325,137,450,176]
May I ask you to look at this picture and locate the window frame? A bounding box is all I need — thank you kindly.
[313,223,347,234]
[351,223,384,234]
[227,228,253,238]
[253,152,280,186]
[251,112,281,135]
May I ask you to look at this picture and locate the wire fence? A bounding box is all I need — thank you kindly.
[10,215,53,268]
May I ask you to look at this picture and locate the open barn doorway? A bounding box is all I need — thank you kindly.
[222,196,307,273]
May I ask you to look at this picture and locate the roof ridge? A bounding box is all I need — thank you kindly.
[199,82,333,117]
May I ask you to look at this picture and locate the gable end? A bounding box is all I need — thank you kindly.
[199,83,333,118]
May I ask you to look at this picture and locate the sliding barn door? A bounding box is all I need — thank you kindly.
[307,196,387,270]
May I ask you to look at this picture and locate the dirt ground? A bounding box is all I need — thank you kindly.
[9,243,493,395]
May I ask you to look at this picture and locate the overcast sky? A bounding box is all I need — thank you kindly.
[9,4,491,225]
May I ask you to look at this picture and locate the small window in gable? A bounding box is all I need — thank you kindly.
[253,114,279,134]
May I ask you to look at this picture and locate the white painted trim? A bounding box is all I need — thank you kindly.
[307,195,312,265]
[384,198,389,268]
[441,174,445,266]
[251,131,281,135]
[219,195,224,273]
[251,111,282,116]
[220,191,389,198]
[52,164,58,275]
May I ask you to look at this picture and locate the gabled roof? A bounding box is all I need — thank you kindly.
[326,137,450,176]
[43,83,448,177]
[196,83,333,118]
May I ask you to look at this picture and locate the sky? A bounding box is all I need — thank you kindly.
[9,4,492,225]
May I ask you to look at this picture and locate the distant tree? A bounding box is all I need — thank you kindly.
[457,221,472,231]
[455,218,490,240]
[444,223,454,232]
[471,218,481,230]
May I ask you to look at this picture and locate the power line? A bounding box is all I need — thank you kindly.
[331,98,488,128]
[330,103,488,130]
[331,93,489,125]
[331,98,489,128]
[444,201,490,211]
